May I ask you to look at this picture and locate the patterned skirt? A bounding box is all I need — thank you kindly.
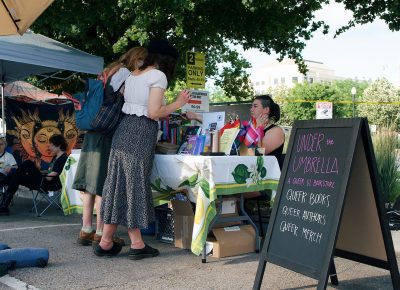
[100,114,158,229]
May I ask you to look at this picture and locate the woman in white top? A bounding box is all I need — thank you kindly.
[0,137,17,185]
[97,39,191,259]
[74,47,148,247]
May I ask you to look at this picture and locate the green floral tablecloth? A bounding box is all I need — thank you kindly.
[151,154,281,255]
[60,150,179,215]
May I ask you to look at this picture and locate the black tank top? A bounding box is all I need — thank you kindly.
[264,124,284,169]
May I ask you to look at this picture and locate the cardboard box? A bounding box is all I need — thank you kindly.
[170,200,194,249]
[206,225,256,258]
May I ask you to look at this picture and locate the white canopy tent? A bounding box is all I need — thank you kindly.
[0,30,104,132]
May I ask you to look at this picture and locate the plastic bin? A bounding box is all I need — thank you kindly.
[155,206,174,244]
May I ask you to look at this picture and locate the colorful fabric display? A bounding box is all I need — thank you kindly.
[219,118,267,153]
[242,118,265,148]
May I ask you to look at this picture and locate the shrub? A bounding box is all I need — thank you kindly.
[372,125,400,203]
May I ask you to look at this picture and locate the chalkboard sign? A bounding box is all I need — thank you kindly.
[254,118,400,290]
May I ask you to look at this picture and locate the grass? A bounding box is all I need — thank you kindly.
[372,126,400,203]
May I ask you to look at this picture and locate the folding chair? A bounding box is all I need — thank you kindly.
[30,175,63,217]
[0,178,9,205]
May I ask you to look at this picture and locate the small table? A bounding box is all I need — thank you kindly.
[151,154,281,259]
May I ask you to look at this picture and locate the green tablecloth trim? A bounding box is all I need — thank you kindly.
[191,202,217,255]
[214,180,279,196]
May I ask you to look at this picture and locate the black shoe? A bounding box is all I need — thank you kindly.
[0,192,13,213]
[128,244,159,260]
[93,243,122,257]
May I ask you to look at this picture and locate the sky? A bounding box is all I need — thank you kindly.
[240,2,400,86]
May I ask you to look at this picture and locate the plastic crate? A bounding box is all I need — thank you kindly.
[155,206,174,244]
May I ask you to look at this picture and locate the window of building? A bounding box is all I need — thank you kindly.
[261,81,265,85]
[309,77,313,83]
[281,77,285,84]
[273,78,278,85]
[292,77,298,83]
[256,82,260,86]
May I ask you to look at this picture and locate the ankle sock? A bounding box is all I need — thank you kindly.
[81,226,93,233]
[96,230,103,236]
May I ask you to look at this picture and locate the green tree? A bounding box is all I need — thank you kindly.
[357,78,400,131]
[32,1,400,99]
[277,80,370,125]
[282,82,336,124]
[329,79,369,117]
[164,80,188,105]
[32,0,331,99]
[335,0,400,34]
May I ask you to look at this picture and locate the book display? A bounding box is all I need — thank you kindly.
[157,112,251,156]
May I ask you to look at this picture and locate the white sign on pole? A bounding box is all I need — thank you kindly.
[316,101,333,119]
[182,90,209,113]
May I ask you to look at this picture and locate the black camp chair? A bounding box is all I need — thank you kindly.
[30,175,63,217]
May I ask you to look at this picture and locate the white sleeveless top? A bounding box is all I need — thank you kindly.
[122,69,167,117]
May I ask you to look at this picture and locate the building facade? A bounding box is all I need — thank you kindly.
[251,59,343,95]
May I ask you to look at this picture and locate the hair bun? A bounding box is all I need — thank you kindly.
[147,39,179,60]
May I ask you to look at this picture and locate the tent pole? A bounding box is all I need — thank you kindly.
[1,81,4,135]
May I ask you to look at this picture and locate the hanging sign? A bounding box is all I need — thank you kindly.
[186,51,205,89]
[316,102,333,119]
[182,90,209,113]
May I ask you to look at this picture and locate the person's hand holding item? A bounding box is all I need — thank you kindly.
[185,111,203,123]
[176,89,192,107]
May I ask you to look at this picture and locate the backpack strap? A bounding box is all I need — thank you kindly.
[62,91,82,110]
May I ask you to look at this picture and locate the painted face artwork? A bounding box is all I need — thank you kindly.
[34,121,62,160]
[8,109,78,163]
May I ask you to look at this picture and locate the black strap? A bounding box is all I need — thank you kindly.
[117,81,125,92]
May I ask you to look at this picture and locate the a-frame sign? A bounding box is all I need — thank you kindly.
[253,118,400,289]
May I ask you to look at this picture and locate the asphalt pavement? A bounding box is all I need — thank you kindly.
[0,193,400,290]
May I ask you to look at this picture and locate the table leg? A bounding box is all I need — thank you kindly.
[201,194,261,263]
[239,194,260,252]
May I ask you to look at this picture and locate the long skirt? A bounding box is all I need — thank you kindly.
[101,114,158,229]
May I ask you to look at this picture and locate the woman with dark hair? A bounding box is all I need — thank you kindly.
[0,134,68,215]
[250,94,285,164]
[95,39,191,259]
[243,95,285,203]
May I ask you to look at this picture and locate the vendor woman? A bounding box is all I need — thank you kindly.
[249,94,285,165]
